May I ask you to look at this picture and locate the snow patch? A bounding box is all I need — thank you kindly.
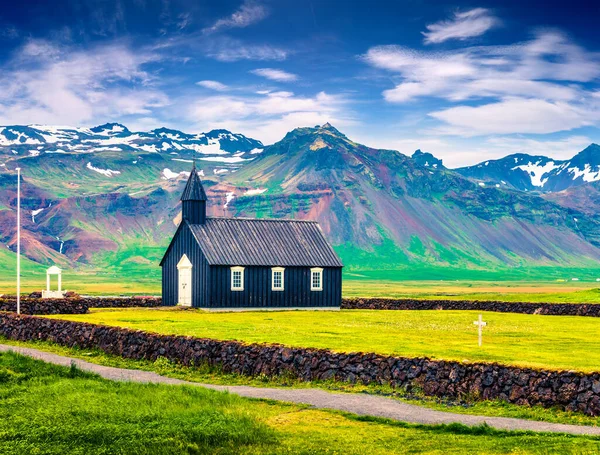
[249,148,264,154]
[200,155,249,163]
[478,182,485,187]
[512,160,558,187]
[31,208,44,223]
[161,168,188,180]
[224,192,235,209]
[139,144,157,153]
[568,164,600,183]
[244,188,267,196]
[28,150,40,157]
[213,168,229,175]
[188,139,229,155]
[86,162,121,177]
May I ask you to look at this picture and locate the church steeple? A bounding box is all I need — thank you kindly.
[181,163,207,224]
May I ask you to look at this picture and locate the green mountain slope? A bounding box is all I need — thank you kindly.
[1,122,600,284]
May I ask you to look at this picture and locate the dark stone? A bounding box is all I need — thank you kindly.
[341,298,600,318]
[1,312,600,416]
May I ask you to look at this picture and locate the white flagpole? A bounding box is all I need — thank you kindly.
[16,167,21,315]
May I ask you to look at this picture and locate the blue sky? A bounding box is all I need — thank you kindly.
[0,0,598,167]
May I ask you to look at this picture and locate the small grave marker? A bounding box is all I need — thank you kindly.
[473,314,487,347]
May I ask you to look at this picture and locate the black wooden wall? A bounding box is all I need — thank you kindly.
[206,266,342,308]
[162,222,343,309]
[161,223,209,307]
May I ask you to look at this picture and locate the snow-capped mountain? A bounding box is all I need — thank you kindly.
[0,123,264,173]
[2,122,600,282]
[456,144,600,192]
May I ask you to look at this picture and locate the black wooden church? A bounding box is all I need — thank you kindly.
[160,165,343,309]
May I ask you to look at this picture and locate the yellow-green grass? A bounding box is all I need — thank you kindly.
[5,273,600,303]
[51,308,600,373]
[4,350,596,454]
[4,336,600,429]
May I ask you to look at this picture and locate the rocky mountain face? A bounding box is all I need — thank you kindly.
[2,122,600,280]
[456,144,600,193]
[412,150,445,170]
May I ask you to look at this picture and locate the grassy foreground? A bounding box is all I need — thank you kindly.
[52,308,600,373]
[3,336,600,429]
[3,351,598,454]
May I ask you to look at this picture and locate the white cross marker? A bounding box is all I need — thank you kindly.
[473,314,487,347]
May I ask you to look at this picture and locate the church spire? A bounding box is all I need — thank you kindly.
[181,163,207,224]
[181,162,207,202]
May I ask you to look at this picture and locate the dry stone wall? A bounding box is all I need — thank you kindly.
[3,296,600,316]
[342,298,600,316]
[0,298,88,315]
[0,297,162,314]
[1,312,600,416]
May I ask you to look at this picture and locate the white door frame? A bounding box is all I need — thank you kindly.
[177,254,193,306]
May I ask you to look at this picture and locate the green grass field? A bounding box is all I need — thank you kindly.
[3,244,600,303]
[4,336,600,429]
[5,268,600,304]
[51,308,600,373]
[4,350,596,454]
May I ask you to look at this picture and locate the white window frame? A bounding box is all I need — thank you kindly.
[310,267,323,291]
[271,267,285,291]
[230,266,245,291]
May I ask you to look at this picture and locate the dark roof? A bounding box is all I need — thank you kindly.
[181,164,207,201]
[188,217,343,267]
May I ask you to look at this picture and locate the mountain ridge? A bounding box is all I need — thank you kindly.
[2,122,600,281]
[456,144,600,192]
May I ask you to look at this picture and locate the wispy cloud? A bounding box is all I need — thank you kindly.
[250,68,298,82]
[187,91,354,143]
[0,39,168,126]
[430,99,592,135]
[204,36,287,62]
[364,31,600,135]
[196,80,229,91]
[203,0,268,35]
[422,8,499,44]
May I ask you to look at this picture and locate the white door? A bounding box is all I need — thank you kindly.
[177,254,193,306]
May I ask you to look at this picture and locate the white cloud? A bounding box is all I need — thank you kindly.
[484,136,594,161]
[250,68,298,82]
[203,0,268,34]
[364,31,600,135]
[429,99,592,135]
[423,8,499,44]
[0,39,168,126]
[196,80,229,91]
[187,91,354,143]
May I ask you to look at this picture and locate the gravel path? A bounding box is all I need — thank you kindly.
[2,343,600,436]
